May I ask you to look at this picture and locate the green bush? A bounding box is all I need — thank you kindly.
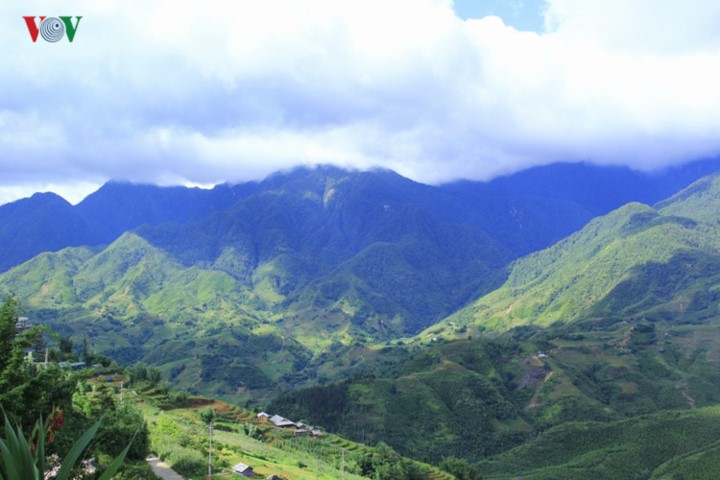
[169,448,205,476]
[154,441,205,477]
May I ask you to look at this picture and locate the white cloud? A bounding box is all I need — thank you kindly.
[543,0,720,53]
[1,0,720,204]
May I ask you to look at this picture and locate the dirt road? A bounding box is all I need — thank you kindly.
[146,455,185,480]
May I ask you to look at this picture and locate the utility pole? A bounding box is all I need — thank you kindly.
[201,407,215,479]
[341,449,346,480]
[207,423,213,479]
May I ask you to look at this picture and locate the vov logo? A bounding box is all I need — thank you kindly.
[23,16,82,43]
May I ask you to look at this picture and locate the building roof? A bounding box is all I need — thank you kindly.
[232,463,252,473]
[58,361,87,369]
[269,415,296,427]
[257,411,270,418]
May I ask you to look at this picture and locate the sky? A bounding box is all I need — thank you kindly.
[2,0,720,205]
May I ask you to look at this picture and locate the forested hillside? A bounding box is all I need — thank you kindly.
[426,174,720,338]
[271,173,720,478]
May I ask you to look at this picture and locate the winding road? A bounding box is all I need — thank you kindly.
[146,455,185,480]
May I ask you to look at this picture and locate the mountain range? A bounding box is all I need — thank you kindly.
[4,160,720,477]
[2,161,720,397]
[4,159,720,273]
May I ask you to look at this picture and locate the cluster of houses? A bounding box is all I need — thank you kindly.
[257,412,324,437]
[229,412,324,477]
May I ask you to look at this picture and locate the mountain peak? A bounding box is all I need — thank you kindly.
[23,191,72,207]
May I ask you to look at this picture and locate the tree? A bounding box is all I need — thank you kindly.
[439,457,483,480]
[0,297,76,430]
[199,407,215,425]
[357,442,425,480]
[169,390,189,406]
[147,367,162,385]
[95,404,150,461]
[81,338,89,362]
[0,295,20,372]
[126,363,148,386]
[58,336,74,356]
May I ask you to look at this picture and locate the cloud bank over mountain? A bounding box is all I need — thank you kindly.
[2,0,720,203]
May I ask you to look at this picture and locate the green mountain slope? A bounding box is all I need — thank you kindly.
[269,319,720,468]
[424,175,720,339]
[269,339,533,463]
[477,405,720,480]
[656,173,720,224]
[0,207,506,400]
[5,169,720,411]
[135,167,512,335]
[267,174,720,472]
[0,233,312,396]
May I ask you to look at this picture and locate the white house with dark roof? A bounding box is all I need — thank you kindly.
[232,462,254,477]
[269,414,296,428]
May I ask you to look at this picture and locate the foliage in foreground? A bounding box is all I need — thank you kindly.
[0,296,152,478]
[0,412,130,480]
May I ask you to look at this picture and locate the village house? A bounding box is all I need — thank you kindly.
[232,462,254,477]
[16,317,30,332]
[58,361,87,370]
[269,414,296,428]
[263,412,323,437]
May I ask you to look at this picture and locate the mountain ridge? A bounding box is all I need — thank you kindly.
[3,159,720,273]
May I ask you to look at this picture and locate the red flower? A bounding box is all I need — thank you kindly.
[47,408,63,445]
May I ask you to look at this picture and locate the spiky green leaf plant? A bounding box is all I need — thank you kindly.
[0,412,134,480]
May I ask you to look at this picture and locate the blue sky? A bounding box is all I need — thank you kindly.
[453,0,545,31]
[1,0,720,205]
